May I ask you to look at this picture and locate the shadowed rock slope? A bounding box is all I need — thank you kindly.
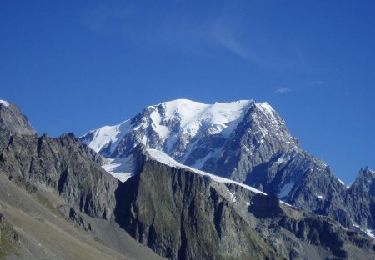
[115,152,375,260]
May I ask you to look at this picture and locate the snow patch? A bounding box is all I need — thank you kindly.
[280,201,294,207]
[353,223,375,239]
[277,157,286,164]
[102,156,135,182]
[86,121,131,153]
[257,102,275,117]
[109,172,133,183]
[0,99,9,107]
[229,192,237,203]
[366,229,375,239]
[150,110,170,139]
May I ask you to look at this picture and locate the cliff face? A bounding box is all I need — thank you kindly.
[114,155,375,260]
[115,159,278,260]
[0,132,119,221]
[0,102,35,136]
[344,168,375,228]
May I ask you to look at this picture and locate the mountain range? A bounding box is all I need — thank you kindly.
[0,98,374,259]
[82,99,375,236]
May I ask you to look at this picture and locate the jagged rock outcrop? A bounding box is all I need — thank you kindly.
[0,132,119,221]
[344,168,375,229]
[0,101,35,136]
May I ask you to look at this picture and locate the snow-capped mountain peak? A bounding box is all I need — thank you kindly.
[81,98,298,183]
[82,99,254,154]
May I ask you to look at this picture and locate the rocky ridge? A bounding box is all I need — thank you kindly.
[0,100,35,136]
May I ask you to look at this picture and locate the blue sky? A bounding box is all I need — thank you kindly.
[1,0,374,183]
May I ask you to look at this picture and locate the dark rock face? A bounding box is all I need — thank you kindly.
[114,156,375,260]
[0,132,119,221]
[344,168,375,228]
[279,216,347,259]
[248,194,282,218]
[202,102,299,182]
[115,160,279,260]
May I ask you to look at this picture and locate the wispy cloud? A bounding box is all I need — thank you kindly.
[275,87,292,94]
[80,2,312,72]
[209,18,265,64]
[208,18,306,71]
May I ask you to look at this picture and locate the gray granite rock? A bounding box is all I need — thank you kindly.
[0,101,35,136]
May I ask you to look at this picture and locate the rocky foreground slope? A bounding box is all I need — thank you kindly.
[0,99,374,259]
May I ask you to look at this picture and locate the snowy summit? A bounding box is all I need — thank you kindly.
[81,98,295,183]
[83,98,254,154]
